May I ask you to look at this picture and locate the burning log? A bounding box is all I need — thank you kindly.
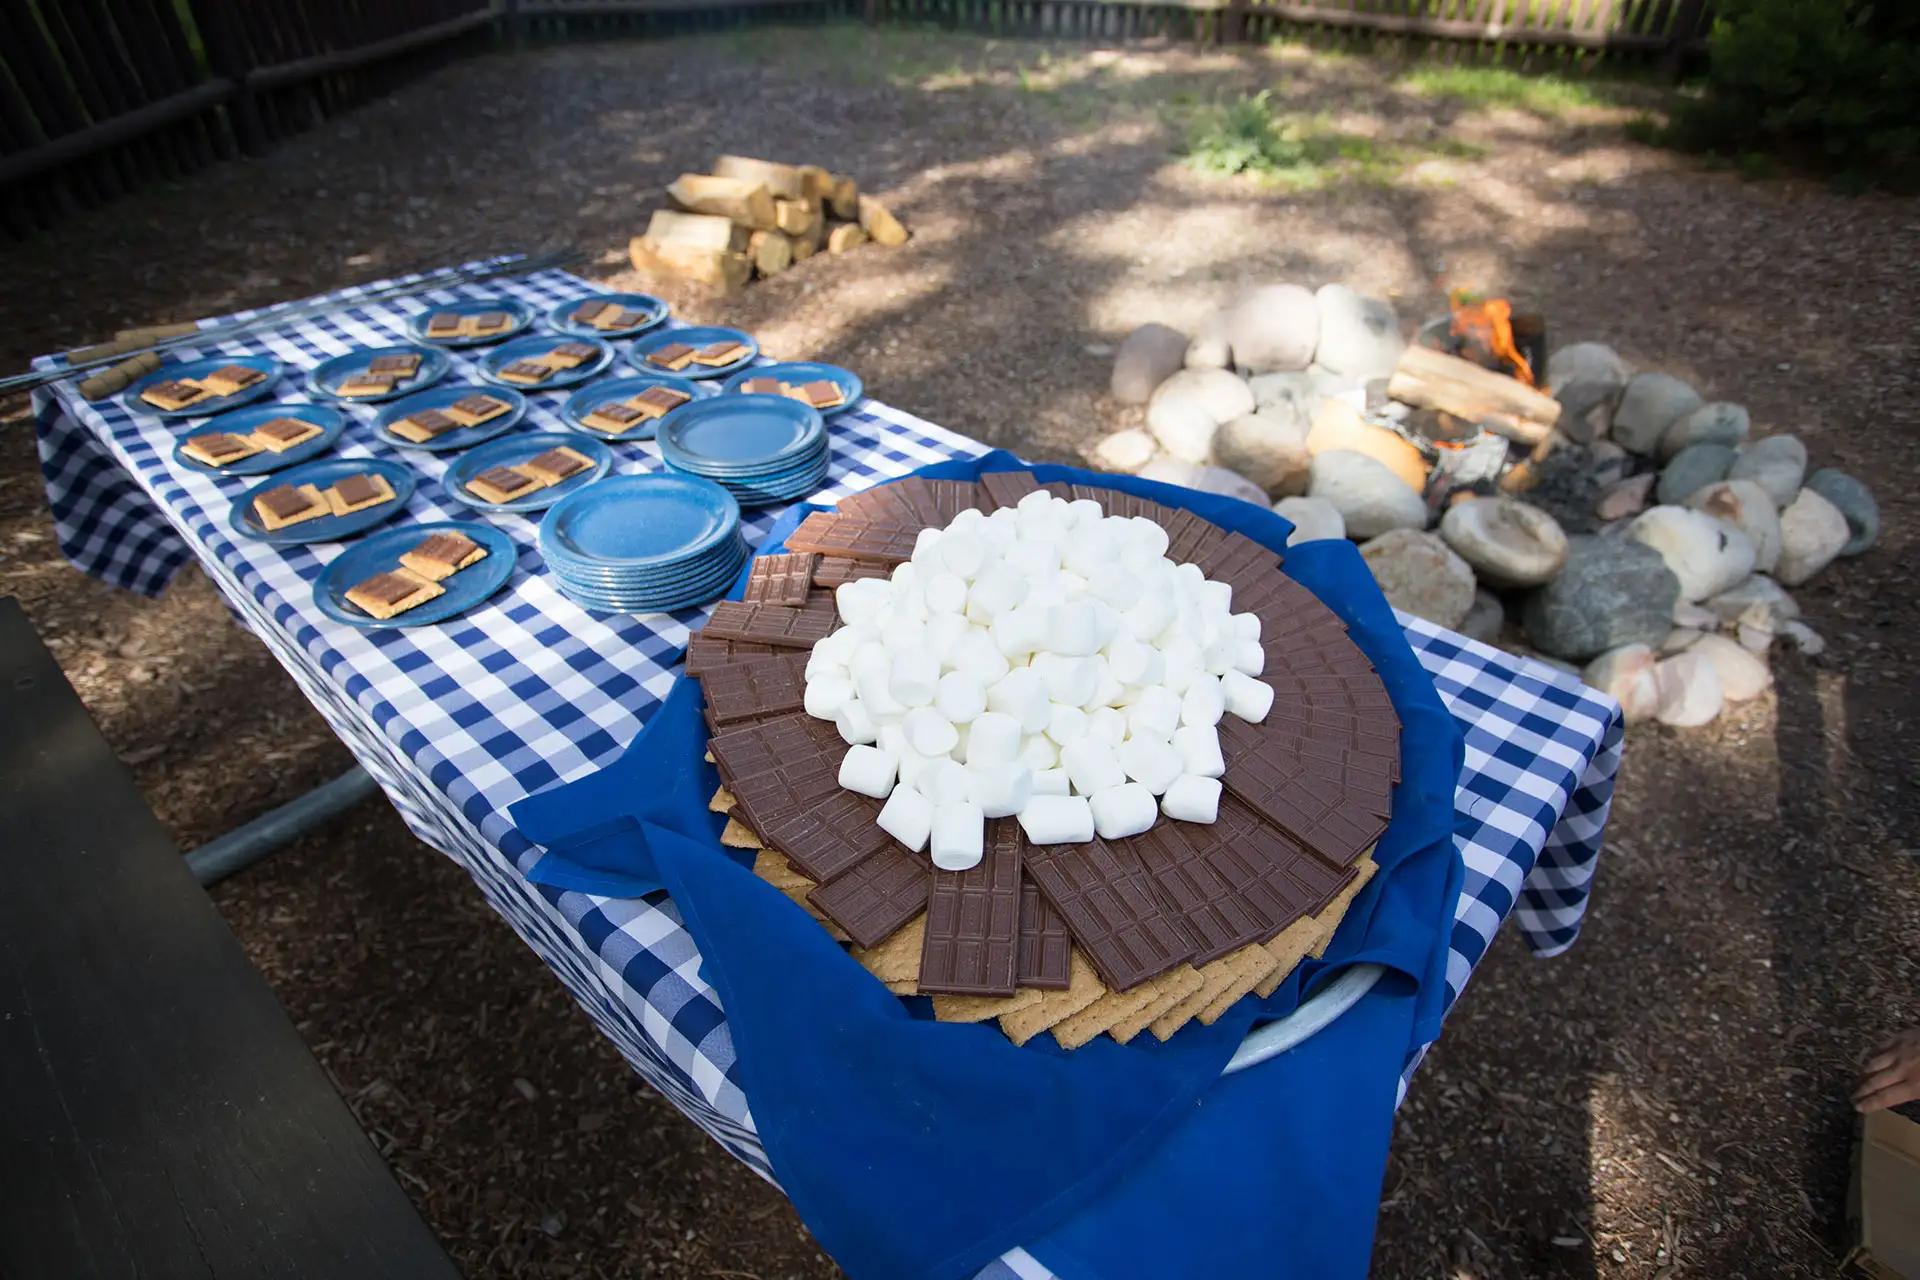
[1388,344,1561,445]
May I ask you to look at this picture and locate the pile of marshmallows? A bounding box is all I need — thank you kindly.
[803,490,1277,874]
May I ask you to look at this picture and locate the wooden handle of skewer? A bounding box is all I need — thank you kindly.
[77,352,162,401]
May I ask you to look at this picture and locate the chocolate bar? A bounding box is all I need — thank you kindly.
[783,511,921,563]
[688,340,747,367]
[252,483,328,531]
[795,379,845,409]
[326,473,394,517]
[198,364,266,396]
[645,343,697,371]
[337,372,397,398]
[979,469,1040,511]
[683,633,777,677]
[629,385,690,418]
[584,402,647,433]
[542,341,599,369]
[1016,874,1072,989]
[386,408,460,444]
[700,650,809,726]
[468,311,513,334]
[1215,716,1391,871]
[607,308,648,329]
[247,417,323,452]
[1113,804,1306,966]
[917,819,1022,997]
[444,394,510,427]
[139,379,209,411]
[1193,532,1282,593]
[367,353,422,377]
[466,465,537,504]
[426,313,464,337]
[806,845,930,950]
[180,432,260,466]
[497,360,553,385]
[522,447,591,485]
[740,377,785,395]
[810,556,889,589]
[571,300,613,325]
[1023,835,1195,992]
[698,596,839,649]
[743,553,817,607]
[344,569,443,620]
[709,713,893,883]
[398,531,486,582]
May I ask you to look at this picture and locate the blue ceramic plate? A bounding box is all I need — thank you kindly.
[404,297,535,347]
[546,530,748,587]
[720,361,863,418]
[557,374,705,443]
[477,334,616,391]
[627,326,759,381]
[371,383,528,452]
[658,394,825,475]
[307,344,450,405]
[172,402,345,476]
[706,464,832,509]
[539,473,739,571]
[551,546,749,614]
[313,521,517,629]
[544,292,669,340]
[443,432,614,514]
[229,456,416,545]
[122,355,283,420]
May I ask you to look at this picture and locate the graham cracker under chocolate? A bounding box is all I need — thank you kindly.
[999,950,1104,1047]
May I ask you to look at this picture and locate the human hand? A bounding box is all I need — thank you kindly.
[1854,1029,1920,1113]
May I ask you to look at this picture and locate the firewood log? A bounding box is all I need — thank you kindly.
[857,195,909,247]
[629,236,751,292]
[797,165,834,202]
[828,174,858,221]
[666,174,776,231]
[644,209,750,253]
[773,198,819,238]
[748,230,793,277]
[1386,344,1560,444]
[827,223,868,254]
[712,155,805,201]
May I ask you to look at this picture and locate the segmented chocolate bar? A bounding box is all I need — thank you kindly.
[917,819,1022,998]
[1016,874,1072,990]
[835,479,923,523]
[1114,815,1285,966]
[683,633,778,677]
[743,553,818,607]
[571,300,612,323]
[1194,532,1282,592]
[807,844,931,950]
[784,512,921,563]
[1215,717,1391,869]
[1023,836,1195,992]
[257,485,315,520]
[367,354,421,375]
[979,469,1040,510]
[810,556,890,589]
[701,650,809,726]
[699,596,839,649]
[709,713,892,882]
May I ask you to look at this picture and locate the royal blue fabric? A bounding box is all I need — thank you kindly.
[510,452,1463,1280]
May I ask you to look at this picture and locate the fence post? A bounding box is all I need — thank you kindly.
[1659,0,1707,80]
[1223,0,1249,44]
[187,0,266,156]
[502,0,526,49]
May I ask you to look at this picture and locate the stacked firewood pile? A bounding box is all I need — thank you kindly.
[629,155,909,293]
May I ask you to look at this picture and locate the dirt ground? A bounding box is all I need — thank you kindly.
[2,27,1917,1280]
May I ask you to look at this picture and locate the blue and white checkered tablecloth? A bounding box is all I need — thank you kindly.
[32,266,1623,1279]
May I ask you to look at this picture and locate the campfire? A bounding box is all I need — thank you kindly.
[1443,290,1545,389]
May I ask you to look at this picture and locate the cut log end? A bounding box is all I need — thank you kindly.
[748,229,794,277]
[828,174,858,220]
[773,197,820,238]
[629,235,751,293]
[857,195,909,247]
[827,223,868,254]
[713,154,805,201]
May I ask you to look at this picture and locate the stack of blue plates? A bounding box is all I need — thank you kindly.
[657,394,829,508]
[537,473,748,614]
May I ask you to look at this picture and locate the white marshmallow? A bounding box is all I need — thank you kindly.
[1160,774,1222,824]
[1035,653,1098,707]
[1016,488,1054,513]
[838,744,897,799]
[1202,635,1240,677]
[1171,723,1225,778]
[1158,638,1204,695]
[1061,527,1116,579]
[888,647,940,708]
[965,711,1022,768]
[877,723,907,758]
[904,706,959,757]
[1198,579,1233,618]
[949,507,988,534]
[934,669,987,723]
[1126,685,1182,740]
[1017,794,1095,845]
[924,570,968,613]
[1031,767,1072,796]
[1057,570,1089,601]
[1181,673,1226,728]
[951,629,1012,685]
[987,667,1051,734]
[835,699,877,746]
[910,526,943,567]
[1045,702,1089,746]
[894,739,931,788]
[804,673,855,721]
[1091,665,1127,711]
[1128,516,1171,558]
[1174,562,1207,596]
[1232,639,1266,677]
[1016,730,1058,770]
[923,611,971,667]
[1116,735,1183,795]
[1060,738,1127,796]
[970,761,1033,818]
[989,606,1049,660]
[1089,782,1158,840]
[1105,633,1151,686]
[1232,612,1262,642]
[879,614,928,655]
[930,801,985,871]
[810,624,865,667]
[1068,498,1106,527]
[1004,539,1060,579]
[877,784,933,852]
[937,532,986,581]
[1221,670,1276,723]
[1047,602,1103,657]
[951,720,970,761]
[889,559,921,591]
[835,578,891,627]
[1123,593,1176,644]
[1087,706,1128,748]
[965,563,1028,624]
[917,756,973,806]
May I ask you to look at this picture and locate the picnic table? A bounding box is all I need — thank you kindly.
[31,265,1624,1280]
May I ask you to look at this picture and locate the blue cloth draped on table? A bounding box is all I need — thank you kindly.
[511,451,1465,1280]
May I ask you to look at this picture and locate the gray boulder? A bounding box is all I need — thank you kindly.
[1458,589,1506,645]
[1655,443,1738,506]
[1612,372,1702,455]
[1110,323,1189,404]
[1359,530,1476,630]
[1439,497,1569,589]
[1307,450,1427,539]
[1224,284,1319,375]
[1521,536,1681,661]
[1211,411,1311,498]
[1595,473,1655,522]
[1311,285,1403,380]
[1184,310,1233,370]
[1727,434,1807,508]
[1248,368,1353,421]
[1774,487,1849,586]
[1804,468,1879,556]
[1547,343,1632,398]
[1658,401,1750,461]
[1273,495,1346,545]
[1686,479,1782,574]
[1627,505,1757,601]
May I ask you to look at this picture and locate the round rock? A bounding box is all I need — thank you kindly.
[1626,506,1757,601]
[1654,651,1724,727]
[1656,443,1738,506]
[1311,284,1404,380]
[1727,434,1807,508]
[1803,468,1879,556]
[1611,372,1703,455]
[1686,479,1782,575]
[1089,428,1158,475]
[1439,497,1569,589]
[1458,588,1505,644]
[1224,284,1319,375]
[1137,456,1204,490]
[1110,323,1189,405]
[1582,643,1660,723]
[1151,366,1255,426]
[1184,309,1234,370]
[1704,574,1799,625]
[1193,465,1271,509]
[1520,536,1680,661]
[1688,633,1773,702]
[1774,486,1849,586]
[1247,368,1352,420]
[1658,401,1750,461]
[1359,530,1476,630]
[1307,449,1427,539]
[1273,495,1346,545]
[1212,411,1311,498]
[1547,343,1632,398]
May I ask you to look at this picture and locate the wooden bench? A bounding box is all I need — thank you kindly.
[0,596,463,1279]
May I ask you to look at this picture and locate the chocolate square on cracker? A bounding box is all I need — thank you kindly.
[795,379,846,409]
[522,447,592,486]
[541,341,599,370]
[199,364,266,396]
[466,311,513,335]
[344,568,444,620]
[181,432,261,467]
[325,473,395,517]
[253,483,328,531]
[606,307,648,329]
[386,408,460,444]
[367,353,422,377]
[497,360,553,385]
[645,342,697,371]
[250,416,324,452]
[337,372,398,398]
[741,377,785,395]
[629,385,691,418]
[398,531,487,581]
[689,340,747,367]
[571,300,613,326]
[583,402,647,434]
[466,465,539,505]
[426,313,464,338]
[140,379,210,411]
[444,394,510,427]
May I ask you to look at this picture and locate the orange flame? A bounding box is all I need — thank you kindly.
[1448,290,1537,388]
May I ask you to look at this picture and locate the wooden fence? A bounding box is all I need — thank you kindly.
[0,0,1705,238]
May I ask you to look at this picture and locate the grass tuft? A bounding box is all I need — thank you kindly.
[1402,66,1613,115]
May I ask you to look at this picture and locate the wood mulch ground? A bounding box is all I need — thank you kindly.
[2,27,1915,1280]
